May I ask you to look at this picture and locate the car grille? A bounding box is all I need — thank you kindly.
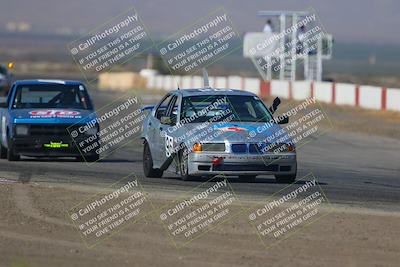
[232,143,288,154]
[214,164,279,172]
[202,143,225,152]
[29,124,78,136]
[231,144,247,153]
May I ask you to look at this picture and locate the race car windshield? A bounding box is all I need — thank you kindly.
[12,84,92,109]
[181,95,273,123]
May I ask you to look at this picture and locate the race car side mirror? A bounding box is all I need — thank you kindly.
[277,115,289,124]
[160,116,173,125]
[269,97,281,114]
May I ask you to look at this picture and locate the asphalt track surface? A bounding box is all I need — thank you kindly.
[1,89,399,211]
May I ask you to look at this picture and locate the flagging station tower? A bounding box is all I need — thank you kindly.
[244,11,333,81]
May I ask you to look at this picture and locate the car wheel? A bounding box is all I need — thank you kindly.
[0,142,7,159]
[143,140,163,178]
[239,175,256,183]
[179,147,195,181]
[7,139,19,161]
[275,174,296,183]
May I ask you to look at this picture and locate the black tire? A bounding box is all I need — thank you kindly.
[239,175,256,183]
[85,154,100,162]
[275,174,296,184]
[0,142,7,159]
[7,138,19,161]
[179,147,196,181]
[143,141,163,178]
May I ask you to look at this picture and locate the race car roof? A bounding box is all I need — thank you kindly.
[174,88,257,97]
[13,79,84,86]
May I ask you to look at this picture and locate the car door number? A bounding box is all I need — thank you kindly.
[165,134,174,157]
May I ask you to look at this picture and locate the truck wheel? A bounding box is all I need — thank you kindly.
[143,141,163,178]
[239,175,256,183]
[0,143,7,159]
[275,174,296,184]
[7,142,20,161]
[179,147,195,181]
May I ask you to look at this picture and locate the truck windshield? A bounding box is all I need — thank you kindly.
[12,84,92,109]
[181,95,273,123]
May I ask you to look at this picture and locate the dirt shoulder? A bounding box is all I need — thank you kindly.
[1,183,399,267]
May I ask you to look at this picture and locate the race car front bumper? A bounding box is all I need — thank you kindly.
[187,152,297,176]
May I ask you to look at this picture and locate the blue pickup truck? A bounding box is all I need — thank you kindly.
[0,79,99,161]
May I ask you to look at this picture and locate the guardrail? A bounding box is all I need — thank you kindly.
[144,74,400,112]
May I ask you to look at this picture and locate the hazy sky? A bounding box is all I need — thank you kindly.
[1,0,400,44]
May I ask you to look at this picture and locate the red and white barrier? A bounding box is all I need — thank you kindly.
[208,76,215,88]
[155,75,163,90]
[335,83,356,106]
[163,75,174,91]
[271,80,290,99]
[214,76,227,88]
[243,77,260,95]
[292,81,311,100]
[192,76,203,88]
[359,85,382,110]
[314,81,333,104]
[180,76,192,88]
[227,76,242,90]
[147,74,400,112]
[387,88,400,111]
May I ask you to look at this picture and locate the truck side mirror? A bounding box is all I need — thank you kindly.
[269,97,281,114]
[0,98,8,108]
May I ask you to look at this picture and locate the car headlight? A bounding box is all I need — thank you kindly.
[85,126,98,136]
[192,143,202,152]
[16,125,29,135]
[276,143,295,153]
[267,143,295,154]
[287,144,296,152]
